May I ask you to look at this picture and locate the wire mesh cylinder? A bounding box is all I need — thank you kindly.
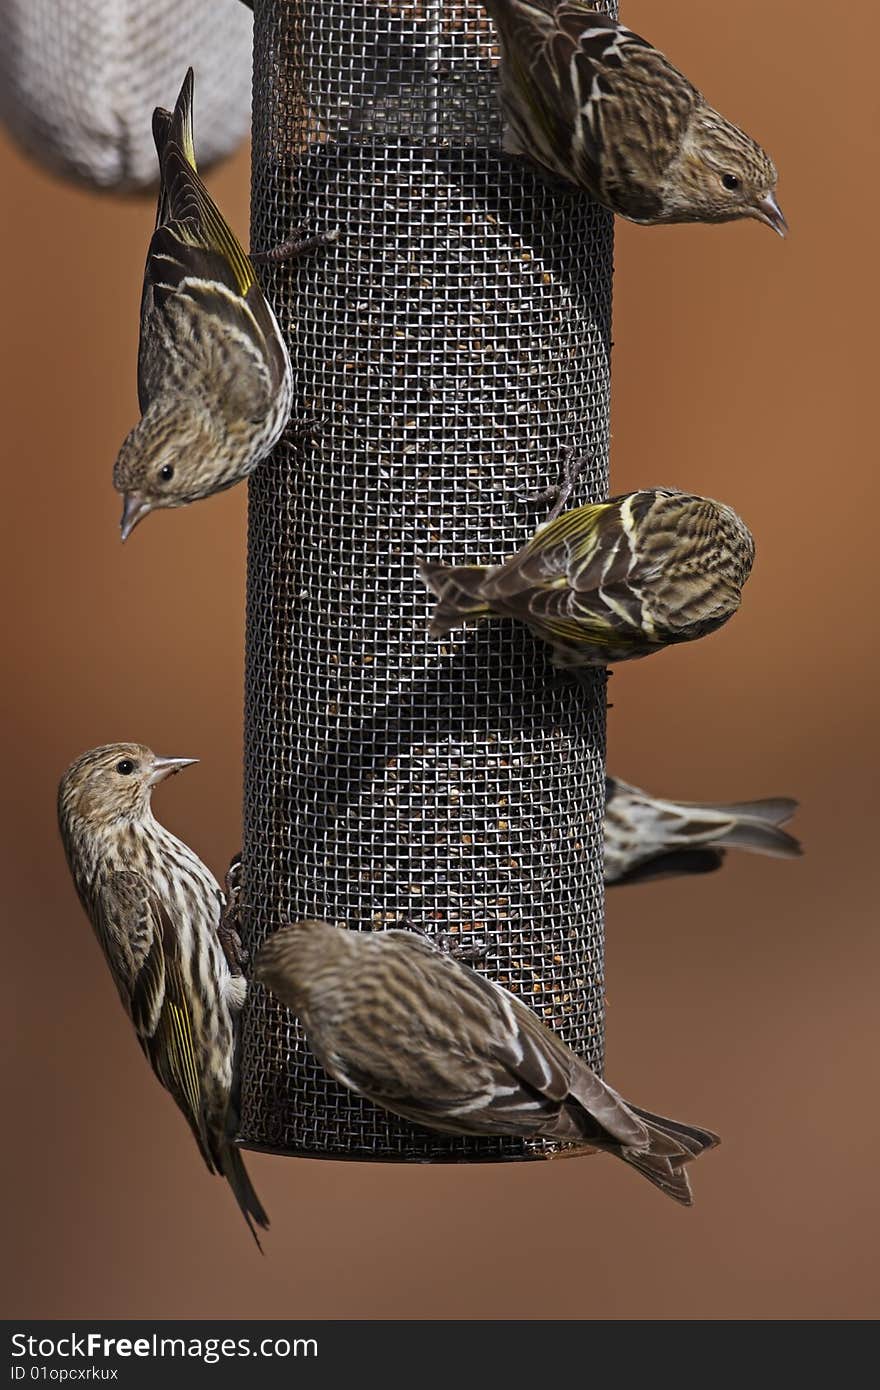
[239,0,615,1161]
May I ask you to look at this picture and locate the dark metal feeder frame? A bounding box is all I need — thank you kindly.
[238,0,614,1161]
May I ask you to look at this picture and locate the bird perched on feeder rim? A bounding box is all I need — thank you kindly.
[255,921,719,1205]
[57,743,268,1247]
[419,487,755,669]
[113,68,296,540]
[482,0,786,235]
[604,777,803,886]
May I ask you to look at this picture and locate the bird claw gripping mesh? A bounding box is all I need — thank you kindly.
[239,0,616,1161]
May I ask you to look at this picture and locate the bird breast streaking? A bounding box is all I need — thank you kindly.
[419,487,755,669]
[483,0,786,233]
[112,68,293,540]
[57,743,268,1247]
[256,921,719,1205]
[604,776,803,886]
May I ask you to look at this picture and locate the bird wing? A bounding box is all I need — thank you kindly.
[97,871,214,1170]
[152,68,255,300]
[466,967,650,1145]
[483,500,647,654]
[486,501,618,593]
[490,2,686,194]
[139,70,287,410]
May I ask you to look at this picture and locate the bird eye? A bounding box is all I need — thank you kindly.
[721,173,741,191]
[159,464,175,482]
[115,759,136,776]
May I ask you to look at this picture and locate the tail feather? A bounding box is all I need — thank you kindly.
[622,1150,696,1206]
[151,107,173,163]
[170,67,197,170]
[418,557,492,638]
[699,796,798,825]
[620,1106,720,1207]
[715,818,803,859]
[221,1142,269,1253]
[705,798,802,859]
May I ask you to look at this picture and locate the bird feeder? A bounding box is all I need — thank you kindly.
[238,0,615,1161]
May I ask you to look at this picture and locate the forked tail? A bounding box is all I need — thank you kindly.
[704,797,803,859]
[622,1105,720,1207]
[418,558,492,638]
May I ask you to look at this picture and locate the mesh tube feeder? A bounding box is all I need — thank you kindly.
[239,0,615,1161]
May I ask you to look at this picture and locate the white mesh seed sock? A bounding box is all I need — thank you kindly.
[0,0,253,190]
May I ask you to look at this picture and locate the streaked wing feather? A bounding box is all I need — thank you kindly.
[157,143,255,297]
[101,871,212,1166]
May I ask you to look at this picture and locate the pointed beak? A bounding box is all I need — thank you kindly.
[756,191,788,238]
[120,492,152,542]
[147,756,199,787]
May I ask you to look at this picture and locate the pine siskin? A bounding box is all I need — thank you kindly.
[605,776,802,886]
[57,743,268,1247]
[255,921,719,1205]
[419,487,755,669]
[112,68,293,540]
[483,1,786,234]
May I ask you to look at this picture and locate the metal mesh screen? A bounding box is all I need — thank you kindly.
[0,0,252,190]
[239,0,615,1161]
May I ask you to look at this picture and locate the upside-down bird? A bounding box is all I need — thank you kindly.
[113,68,294,539]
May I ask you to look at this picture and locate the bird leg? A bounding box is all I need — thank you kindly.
[250,228,339,265]
[286,415,317,444]
[218,853,248,975]
[436,932,490,966]
[518,446,590,522]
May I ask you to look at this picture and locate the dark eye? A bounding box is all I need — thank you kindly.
[722,173,741,191]
[116,759,136,776]
[159,464,175,482]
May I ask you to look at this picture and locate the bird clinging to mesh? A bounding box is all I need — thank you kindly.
[112,68,294,540]
[604,776,803,886]
[482,1,786,235]
[256,921,719,1205]
[58,743,268,1247]
[419,487,755,669]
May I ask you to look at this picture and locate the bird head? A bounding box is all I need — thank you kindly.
[112,398,228,540]
[663,108,786,236]
[715,502,757,590]
[58,743,198,828]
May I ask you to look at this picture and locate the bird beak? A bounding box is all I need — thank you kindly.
[756,192,788,238]
[147,756,199,787]
[120,492,152,542]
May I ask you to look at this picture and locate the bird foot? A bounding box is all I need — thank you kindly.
[436,932,490,965]
[218,853,248,975]
[518,446,590,523]
[286,414,318,444]
[250,228,339,265]
[399,917,489,966]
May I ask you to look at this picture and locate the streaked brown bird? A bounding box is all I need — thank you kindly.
[420,487,755,669]
[113,68,293,540]
[483,0,786,234]
[57,743,268,1246]
[605,776,803,886]
[256,921,719,1205]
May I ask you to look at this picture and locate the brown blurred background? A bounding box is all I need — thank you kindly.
[2,0,878,1320]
